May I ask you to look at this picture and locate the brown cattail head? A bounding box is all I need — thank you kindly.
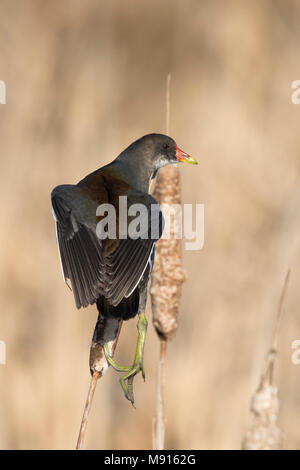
[242,271,290,450]
[242,373,284,450]
[150,165,187,340]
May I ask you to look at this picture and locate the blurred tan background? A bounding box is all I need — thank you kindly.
[1,0,300,450]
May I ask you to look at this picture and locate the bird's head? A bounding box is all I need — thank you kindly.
[124,133,197,171]
[115,133,197,190]
[146,133,198,170]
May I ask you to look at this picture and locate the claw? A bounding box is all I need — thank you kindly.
[125,376,135,407]
[141,365,146,382]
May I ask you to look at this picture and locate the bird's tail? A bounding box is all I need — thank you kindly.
[96,289,139,320]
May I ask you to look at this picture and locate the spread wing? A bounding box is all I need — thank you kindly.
[51,184,163,309]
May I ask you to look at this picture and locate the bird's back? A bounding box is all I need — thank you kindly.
[51,164,163,315]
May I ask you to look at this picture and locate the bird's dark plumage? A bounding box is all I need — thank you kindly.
[51,133,182,319]
[51,133,197,405]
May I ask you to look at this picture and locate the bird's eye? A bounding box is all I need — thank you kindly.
[163,143,169,149]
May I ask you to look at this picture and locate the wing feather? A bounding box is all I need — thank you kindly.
[51,184,163,309]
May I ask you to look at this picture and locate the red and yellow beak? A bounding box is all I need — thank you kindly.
[176,146,198,165]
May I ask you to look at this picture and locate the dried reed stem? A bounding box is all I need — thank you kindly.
[76,371,99,450]
[151,74,186,449]
[166,73,171,138]
[76,315,122,450]
[242,269,291,450]
[153,340,167,450]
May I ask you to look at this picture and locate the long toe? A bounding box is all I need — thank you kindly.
[126,377,136,408]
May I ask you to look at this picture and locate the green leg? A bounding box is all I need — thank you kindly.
[103,343,131,372]
[103,313,148,406]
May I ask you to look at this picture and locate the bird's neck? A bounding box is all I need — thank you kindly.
[110,156,153,193]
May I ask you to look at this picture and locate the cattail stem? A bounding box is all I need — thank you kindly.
[76,314,122,449]
[153,340,167,450]
[242,269,291,450]
[76,371,99,450]
[165,73,171,136]
[151,74,186,449]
